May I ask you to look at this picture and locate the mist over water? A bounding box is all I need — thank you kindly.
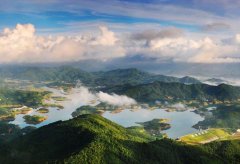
[10,85,204,138]
[10,85,136,128]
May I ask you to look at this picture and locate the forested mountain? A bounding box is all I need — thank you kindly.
[0,66,200,86]
[0,66,94,84]
[194,104,240,130]
[92,68,201,86]
[102,81,240,102]
[1,114,240,164]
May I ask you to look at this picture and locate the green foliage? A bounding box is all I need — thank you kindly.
[0,122,36,144]
[37,108,49,113]
[0,66,200,87]
[0,88,50,107]
[0,107,9,115]
[72,105,98,117]
[23,115,47,125]
[194,104,240,130]
[0,66,94,84]
[201,140,240,163]
[136,119,171,131]
[103,81,240,103]
[0,114,240,163]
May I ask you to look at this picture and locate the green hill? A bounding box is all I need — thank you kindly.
[194,104,240,130]
[102,81,240,103]
[1,114,240,163]
[0,66,95,85]
[0,66,200,86]
[93,68,200,86]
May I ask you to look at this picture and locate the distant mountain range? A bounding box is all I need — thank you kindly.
[203,78,230,86]
[102,81,240,103]
[2,66,240,103]
[1,114,239,163]
[0,66,201,86]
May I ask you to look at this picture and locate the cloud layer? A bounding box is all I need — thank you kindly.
[0,24,124,63]
[0,23,240,64]
[73,85,137,106]
[97,91,136,106]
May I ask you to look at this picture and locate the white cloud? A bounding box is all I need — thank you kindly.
[235,34,240,44]
[91,26,118,46]
[72,84,137,106]
[170,103,187,110]
[1,23,240,64]
[141,36,240,63]
[0,24,124,63]
[96,91,136,106]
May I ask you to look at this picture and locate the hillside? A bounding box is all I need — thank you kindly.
[1,114,240,163]
[92,68,200,86]
[194,104,240,130]
[0,66,95,85]
[102,81,240,103]
[0,66,200,86]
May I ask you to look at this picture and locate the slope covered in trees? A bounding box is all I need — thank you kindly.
[0,114,240,164]
[102,81,240,102]
[194,104,240,130]
[0,66,200,86]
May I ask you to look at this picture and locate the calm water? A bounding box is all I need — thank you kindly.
[103,109,203,138]
[10,87,204,138]
[10,87,95,128]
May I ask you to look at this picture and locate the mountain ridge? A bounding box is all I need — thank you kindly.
[0,66,201,86]
[102,81,240,103]
[1,114,240,164]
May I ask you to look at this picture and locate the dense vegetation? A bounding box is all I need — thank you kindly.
[0,88,50,107]
[194,104,240,130]
[102,81,240,103]
[72,103,127,117]
[23,115,47,125]
[1,66,240,163]
[72,105,101,117]
[0,66,94,85]
[0,88,50,121]
[0,66,200,86]
[0,122,36,144]
[136,119,171,131]
[92,68,200,86]
[0,114,240,164]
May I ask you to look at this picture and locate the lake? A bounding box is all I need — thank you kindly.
[10,87,204,138]
[103,108,203,138]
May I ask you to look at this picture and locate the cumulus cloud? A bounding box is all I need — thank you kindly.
[140,36,240,63]
[0,24,124,63]
[91,26,118,46]
[1,23,240,64]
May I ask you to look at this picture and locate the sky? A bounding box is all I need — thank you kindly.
[1,0,240,76]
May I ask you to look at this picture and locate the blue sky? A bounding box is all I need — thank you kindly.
[1,0,240,73]
[1,0,238,33]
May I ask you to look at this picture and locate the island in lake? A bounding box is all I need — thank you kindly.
[23,115,47,125]
[136,118,171,137]
[37,108,49,113]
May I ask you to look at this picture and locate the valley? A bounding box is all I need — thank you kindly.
[0,67,240,163]
[2,1,240,163]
